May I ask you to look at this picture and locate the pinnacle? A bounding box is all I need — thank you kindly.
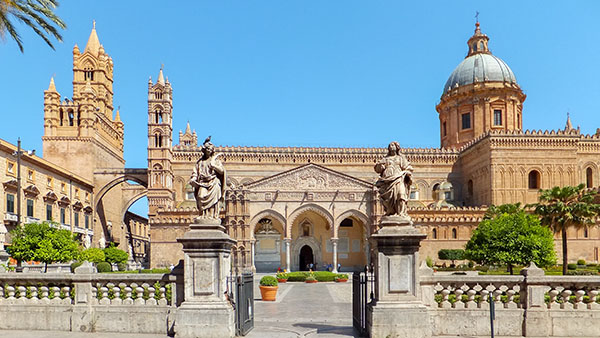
[157,66,165,85]
[47,77,57,92]
[84,21,101,55]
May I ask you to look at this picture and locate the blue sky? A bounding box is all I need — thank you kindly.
[1,1,600,215]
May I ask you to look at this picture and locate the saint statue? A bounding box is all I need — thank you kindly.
[190,136,226,219]
[375,141,413,217]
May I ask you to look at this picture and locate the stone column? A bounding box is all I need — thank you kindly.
[0,223,8,266]
[175,217,236,338]
[284,238,291,272]
[521,263,550,337]
[367,216,430,338]
[71,261,97,332]
[331,238,339,273]
[250,239,256,272]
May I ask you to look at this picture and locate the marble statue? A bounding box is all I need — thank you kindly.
[98,235,106,249]
[375,141,413,217]
[190,136,226,219]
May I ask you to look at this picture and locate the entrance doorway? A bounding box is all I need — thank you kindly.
[299,245,314,271]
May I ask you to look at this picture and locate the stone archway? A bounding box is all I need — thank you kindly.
[299,245,314,271]
[291,236,322,271]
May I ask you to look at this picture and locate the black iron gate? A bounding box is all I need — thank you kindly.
[352,265,374,337]
[230,272,254,336]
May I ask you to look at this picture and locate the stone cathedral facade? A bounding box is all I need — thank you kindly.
[147,22,600,271]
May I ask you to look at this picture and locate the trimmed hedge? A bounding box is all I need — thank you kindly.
[260,276,278,286]
[70,261,83,273]
[96,261,112,273]
[284,271,338,282]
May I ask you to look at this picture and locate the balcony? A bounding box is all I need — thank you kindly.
[25,216,40,224]
[60,223,71,231]
[4,213,18,222]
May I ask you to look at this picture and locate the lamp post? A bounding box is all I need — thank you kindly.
[11,138,35,271]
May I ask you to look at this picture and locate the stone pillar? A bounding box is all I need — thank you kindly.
[250,239,256,272]
[367,216,430,338]
[72,261,97,332]
[521,262,550,337]
[331,238,338,273]
[0,223,8,266]
[284,238,291,272]
[175,217,236,338]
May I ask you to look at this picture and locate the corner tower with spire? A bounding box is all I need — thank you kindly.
[436,21,526,149]
[43,21,124,180]
[147,66,174,216]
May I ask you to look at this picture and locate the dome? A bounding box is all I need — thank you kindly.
[443,53,517,94]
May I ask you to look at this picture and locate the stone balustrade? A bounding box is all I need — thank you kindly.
[420,264,600,337]
[0,262,183,334]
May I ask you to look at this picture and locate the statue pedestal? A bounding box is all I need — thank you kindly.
[367,216,431,338]
[175,217,236,338]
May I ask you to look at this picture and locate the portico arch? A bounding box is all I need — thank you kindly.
[291,236,322,271]
[334,209,370,237]
[249,209,287,237]
[288,203,333,235]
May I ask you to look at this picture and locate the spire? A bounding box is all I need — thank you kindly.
[185,121,191,134]
[565,112,574,131]
[466,20,490,57]
[84,20,101,55]
[157,65,165,85]
[115,108,122,123]
[47,77,57,92]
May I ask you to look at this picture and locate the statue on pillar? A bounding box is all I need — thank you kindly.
[374,141,413,218]
[189,136,226,219]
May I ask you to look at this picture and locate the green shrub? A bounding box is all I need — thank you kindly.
[313,271,337,282]
[577,259,586,266]
[79,248,105,263]
[567,263,577,270]
[96,261,112,273]
[566,270,597,276]
[103,244,128,264]
[140,268,171,274]
[426,256,434,268]
[260,276,278,286]
[117,262,127,271]
[276,272,288,280]
[70,261,83,273]
[286,271,309,282]
[438,249,465,265]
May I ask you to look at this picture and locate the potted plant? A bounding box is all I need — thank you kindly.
[276,272,288,283]
[335,273,348,282]
[305,272,318,283]
[259,276,278,301]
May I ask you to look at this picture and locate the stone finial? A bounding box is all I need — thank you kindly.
[565,112,574,131]
[520,262,545,276]
[419,260,434,276]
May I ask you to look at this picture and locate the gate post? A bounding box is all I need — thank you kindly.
[175,217,236,338]
[367,216,431,338]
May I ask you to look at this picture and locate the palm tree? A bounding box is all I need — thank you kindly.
[0,0,66,52]
[529,184,600,275]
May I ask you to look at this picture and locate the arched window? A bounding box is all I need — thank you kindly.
[586,167,594,188]
[68,110,74,126]
[472,43,477,52]
[154,133,162,147]
[528,170,540,189]
[432,228,437,239]
[583,227,589,238]
[432,183,440,200]
[451,228,457,239]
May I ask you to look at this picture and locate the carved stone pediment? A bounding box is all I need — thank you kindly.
[245,163,372,191]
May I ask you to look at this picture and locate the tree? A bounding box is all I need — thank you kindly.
[0,0,66,52]
[103,244,128,264]
[7,221,80,272]
[529,184,600,275]
[465,210,556,274]
[79,247,105,264]
[484,202,522,220]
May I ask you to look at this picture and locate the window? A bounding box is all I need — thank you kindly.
[84,214,90,229]
[461,113,471,130]
[517,113,522,128]
[444,191,452,200]
[74,212,79,227]
[84,70,94,81]
[584,227,589,238]
[27,169,34,181]
[6,194,15,213]
[340,218,353,227]
[59,109,64,126]
[493,109,502,126]
[60,207,66,224]
[46,204,53,221]
[528,170,540,189]
[6,161,15,175]
[451,228,457,239]
[410,187,419,200]
[68,111,74,126]
[432,228,437,239]
[26,199,34,217]
[586,167,594,188]
[432,183,440,200]
[442,121,447,137]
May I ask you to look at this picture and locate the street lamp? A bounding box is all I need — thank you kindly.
[12,138,35,228]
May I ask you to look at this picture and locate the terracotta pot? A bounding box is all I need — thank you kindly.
[277,279,287,283]
[259,285,278,301]
[305,279,318,283]
[335,279,348,283]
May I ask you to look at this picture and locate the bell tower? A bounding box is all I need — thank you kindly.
[147,67,175,215]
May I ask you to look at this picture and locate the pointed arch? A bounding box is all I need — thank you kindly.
[249,209,287,237]
[334,209,370,237]
[288,203,333,234]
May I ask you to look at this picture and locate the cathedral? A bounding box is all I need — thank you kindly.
[147,22,600,271]
[3,21,598,272]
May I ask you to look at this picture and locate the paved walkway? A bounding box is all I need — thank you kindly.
[247,278,356,338]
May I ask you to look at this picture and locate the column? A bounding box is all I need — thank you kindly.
[284,238,291,272]
[250,239,256,272]
[175,217,236,338]
[0,223,8,266]
[331,238,338,273]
